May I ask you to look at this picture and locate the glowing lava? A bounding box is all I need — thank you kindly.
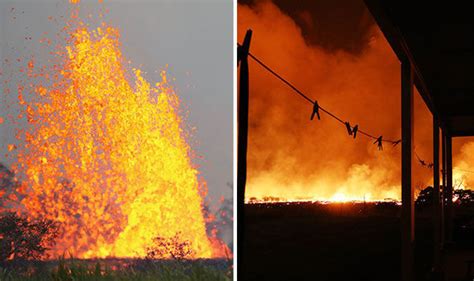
[9,6,226,259]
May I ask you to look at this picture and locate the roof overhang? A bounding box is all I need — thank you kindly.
[364,1,474,137]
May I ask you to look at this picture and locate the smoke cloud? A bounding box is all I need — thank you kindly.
[238,1,474,201]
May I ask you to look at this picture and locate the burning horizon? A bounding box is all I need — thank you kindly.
[238,1,474,202]
[0,1,228,259]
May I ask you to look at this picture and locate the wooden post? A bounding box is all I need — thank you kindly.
[237,29,252,279]
[445,134,453,243]
[433,117,441,271]
[401,58,415,281]
[441,130,446,246]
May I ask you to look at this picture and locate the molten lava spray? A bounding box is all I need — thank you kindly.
[6,3,226,259]
[238,1,473,202]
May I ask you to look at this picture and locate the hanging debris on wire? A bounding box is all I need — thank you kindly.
[392,139,401,147]
[352,125,358,139]
[415,151,434,169]
[344,122,353,136]
[374,136,383,150]
[310,101,320,120]
[239,44,403,150]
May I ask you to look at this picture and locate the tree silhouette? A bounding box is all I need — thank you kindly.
[416,185,474,207]
[454,189,474,205]
[0,212,60,263]
[415,186,433,208]
[146,232,194,260]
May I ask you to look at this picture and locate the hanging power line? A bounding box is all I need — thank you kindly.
[415,150,433,169]
[239,42,474,176]
[414,150,474,175]
[238,44,401,150]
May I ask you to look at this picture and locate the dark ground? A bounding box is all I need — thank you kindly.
[241,202,474,281]
[1,258,232,280]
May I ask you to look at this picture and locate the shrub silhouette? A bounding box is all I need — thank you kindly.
[415,186,434,208]
[454,189,474,205]
[416,185,474,208]
[146,232,194,260]
[0,212,60,263]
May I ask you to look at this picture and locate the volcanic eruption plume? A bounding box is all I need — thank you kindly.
[1,1,227,259]
[238,1,474,202]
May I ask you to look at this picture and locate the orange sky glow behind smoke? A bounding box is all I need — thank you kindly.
[238,1,474,202]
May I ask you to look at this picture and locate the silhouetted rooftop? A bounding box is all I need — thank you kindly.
[365,1,474,136]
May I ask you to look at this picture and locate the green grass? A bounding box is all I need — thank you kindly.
[0,258,231,281]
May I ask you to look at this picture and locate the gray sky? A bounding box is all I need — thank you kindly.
[0,0,233,209]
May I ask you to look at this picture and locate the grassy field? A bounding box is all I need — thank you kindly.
[241,201,474,281]
[0,258,232,281]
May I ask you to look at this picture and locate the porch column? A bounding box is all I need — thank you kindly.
[433,118,441,271]
[401,59,415,281]
[441,130,446,246]
[445,134,453,242]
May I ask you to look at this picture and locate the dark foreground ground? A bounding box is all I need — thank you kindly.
[241,202,474,281]
[1,258,232,280]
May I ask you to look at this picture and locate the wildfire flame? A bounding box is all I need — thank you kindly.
[238,2,474,203]
[6,4,227,259]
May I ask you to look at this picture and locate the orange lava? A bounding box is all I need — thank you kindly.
[11,5,226,259]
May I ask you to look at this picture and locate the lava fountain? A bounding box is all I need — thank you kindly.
[7,4,226,259]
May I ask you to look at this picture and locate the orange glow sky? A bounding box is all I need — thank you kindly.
[238,0,474,201]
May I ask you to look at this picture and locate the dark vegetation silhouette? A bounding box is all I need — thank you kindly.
[453,189,474,205]
[416,186,474,208]
[1,163,60,266]
[415,186,435,208]
[0,212,60,264]
[0,256,231,281]
[146,233,194,260]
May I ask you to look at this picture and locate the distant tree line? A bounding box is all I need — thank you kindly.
[415,186,474,208]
